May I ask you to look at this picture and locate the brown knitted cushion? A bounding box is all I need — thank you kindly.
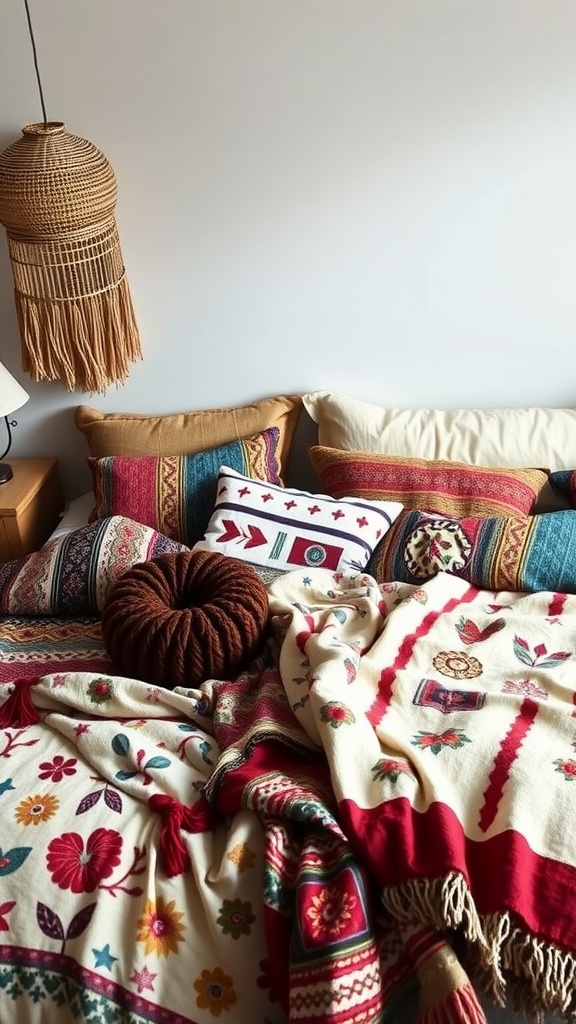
[100,550,269,689]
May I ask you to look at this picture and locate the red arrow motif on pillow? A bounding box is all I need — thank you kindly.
[245,525,267,549]
[219,520,242,542]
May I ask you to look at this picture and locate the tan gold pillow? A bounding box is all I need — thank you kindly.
[75,394,302,481]
[309,445,548,518]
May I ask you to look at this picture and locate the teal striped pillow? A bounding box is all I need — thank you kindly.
[88,427,281,546]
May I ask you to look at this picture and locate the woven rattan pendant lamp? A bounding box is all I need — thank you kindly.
[0,3,142,393]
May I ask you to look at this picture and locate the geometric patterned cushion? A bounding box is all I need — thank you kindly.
[367,507,576,594]
[88,427,282,546]
[0,517,187,616]
[194,466,403,575]
[309,445,548,518]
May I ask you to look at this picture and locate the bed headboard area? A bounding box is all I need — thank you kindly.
[302,391,576,468]
[44,387,576,602]
[74,389,576,491]
[68,389,576,535]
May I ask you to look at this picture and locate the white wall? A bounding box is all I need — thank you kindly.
[1,0,576,498]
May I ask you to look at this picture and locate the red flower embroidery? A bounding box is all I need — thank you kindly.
[38,755,78,782]
[46,828,122,893]
[87,678,115,705]
[319,701,355,728]
[554,759,576,780]
[411,729,471,756]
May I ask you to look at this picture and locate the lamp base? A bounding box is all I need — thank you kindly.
[0,462,13,484]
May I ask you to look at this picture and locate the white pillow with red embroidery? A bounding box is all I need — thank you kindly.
[193,466,403,574]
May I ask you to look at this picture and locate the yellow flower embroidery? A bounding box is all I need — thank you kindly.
[14,793,59,826]
[226,843,256,872]
[136,897,185,957]
[432,650,482,680]
[194,967,237,1017]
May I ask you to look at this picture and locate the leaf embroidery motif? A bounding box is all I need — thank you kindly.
[37,901,96,954]
[37,902,64,941]
[76,784,123,816]
[111,734,130,757]
[0,846,32,875]
[112,734,171,786]
[76,791,101,815]
[513,636,571,669]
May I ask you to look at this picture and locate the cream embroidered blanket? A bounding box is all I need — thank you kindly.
[267,569,576,1021]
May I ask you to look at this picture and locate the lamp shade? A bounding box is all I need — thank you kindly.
[0,122,142,393]
[0,360,29,418]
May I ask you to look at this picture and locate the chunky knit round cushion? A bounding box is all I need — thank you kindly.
[100,550,269,689]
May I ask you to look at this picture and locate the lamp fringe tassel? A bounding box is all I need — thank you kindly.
[14,275,142,394]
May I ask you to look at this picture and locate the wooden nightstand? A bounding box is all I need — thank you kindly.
[0,458,64,562]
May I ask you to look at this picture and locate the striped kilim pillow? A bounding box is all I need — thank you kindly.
[88,427,282,546]
[309,446,548,518]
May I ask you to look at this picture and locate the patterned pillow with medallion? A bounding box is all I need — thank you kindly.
[367,507,576,593]
[194,466,403,575]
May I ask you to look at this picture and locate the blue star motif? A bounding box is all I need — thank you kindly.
[0,779,15,796]
[92,944,118,970]
[302,576,312,586]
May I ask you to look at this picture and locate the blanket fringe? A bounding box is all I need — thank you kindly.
[470,913,576,1021]
[384,875,576,1022]
[0,678,41,728]
[383,872,488,948]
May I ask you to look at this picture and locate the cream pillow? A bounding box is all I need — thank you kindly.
[302,392,576,470]
[302,392,576,511]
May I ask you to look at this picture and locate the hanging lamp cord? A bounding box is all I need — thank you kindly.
[23,0,48,125]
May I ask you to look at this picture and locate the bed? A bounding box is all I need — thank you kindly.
[3,390,576,1024]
